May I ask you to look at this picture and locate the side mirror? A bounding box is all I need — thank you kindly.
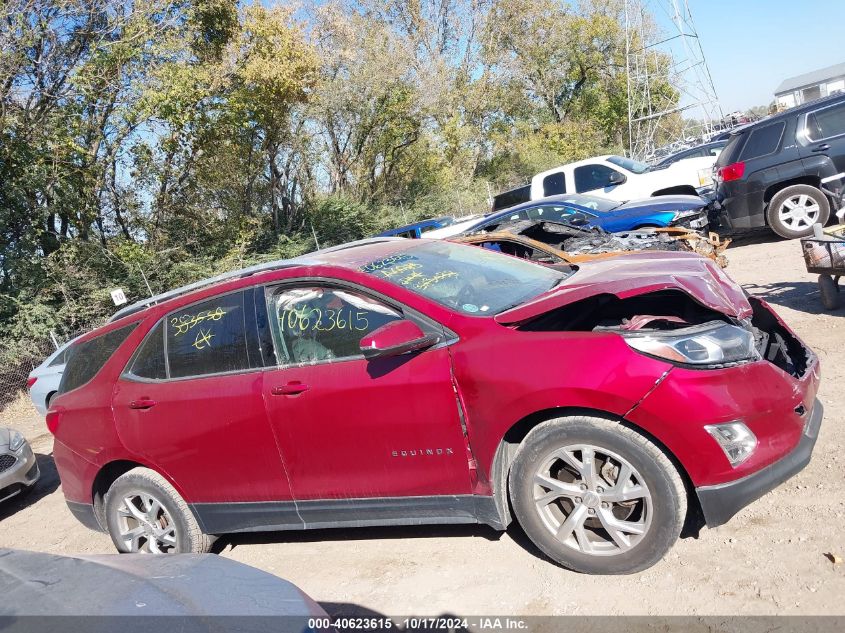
[359,320,440,360]
[608,171,626,186]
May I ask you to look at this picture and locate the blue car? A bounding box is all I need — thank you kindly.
[456,193,710,235]
[377,216,456,239]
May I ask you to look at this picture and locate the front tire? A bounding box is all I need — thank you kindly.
[767,185,830,238]
[508,415,686,574]
[104,467,213,554]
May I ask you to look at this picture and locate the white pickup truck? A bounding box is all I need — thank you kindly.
[493,154,715,211]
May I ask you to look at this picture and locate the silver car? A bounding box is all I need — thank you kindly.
[27,340,74,416]
[0,428,40,503]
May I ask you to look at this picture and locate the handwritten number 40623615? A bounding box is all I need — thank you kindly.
[281,307,369,332]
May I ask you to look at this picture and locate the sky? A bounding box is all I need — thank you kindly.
[689,0,845,113]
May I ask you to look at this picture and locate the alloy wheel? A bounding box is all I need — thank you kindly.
[532,444,652,556]
[115,492,178,553]
[778,194,821,231]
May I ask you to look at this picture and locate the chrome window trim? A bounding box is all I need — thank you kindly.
[121,277,459,381]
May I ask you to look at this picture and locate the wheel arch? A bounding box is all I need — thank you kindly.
[650,185,698,197]
[90,459,197,531]
[488,406,703,533]
[762,176,822,204]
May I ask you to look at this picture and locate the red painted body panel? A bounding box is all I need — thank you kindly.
[627,356,820,486]
[262,346,472,499]
[446,321,676,491]
[113,371,291,503]
[47,239,821,528]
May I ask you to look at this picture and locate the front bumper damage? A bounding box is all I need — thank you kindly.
[696,398,823,527]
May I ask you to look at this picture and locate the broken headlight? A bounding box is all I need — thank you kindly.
[622,321,760,367]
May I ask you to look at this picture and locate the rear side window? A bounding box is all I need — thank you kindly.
[492,185,531,211]
[165,291,251,379]
[806,102,845,141]
[128,322,166,380]
[739,122,785,160]
[542,172,566,196]
[48,349,68,367]
[59,324,138,394]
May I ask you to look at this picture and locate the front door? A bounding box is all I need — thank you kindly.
[259,283,473,520]
[113,289,291,509]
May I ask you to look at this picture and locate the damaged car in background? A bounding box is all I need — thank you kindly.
[452,217,730,268]
[425,193,712,239]
[47,239,821,575]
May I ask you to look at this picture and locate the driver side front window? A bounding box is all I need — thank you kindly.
[573,164,621,193]
[267,287,403,366]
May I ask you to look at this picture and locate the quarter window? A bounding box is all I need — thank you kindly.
[806,103,845,141]
[268,287,403,365]
[165,292,251,379]
[739,122,785,160]
[59,323,138,394]
[574,164,621,193]
[128,321,167,380]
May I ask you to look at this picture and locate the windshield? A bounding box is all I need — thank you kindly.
[557,194,619,212]
[358,241,565,315]
[606,155,650,174]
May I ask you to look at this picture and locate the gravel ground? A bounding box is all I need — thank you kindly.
[2,234,844,617]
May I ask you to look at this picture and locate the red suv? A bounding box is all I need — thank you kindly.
[48,239,822,574]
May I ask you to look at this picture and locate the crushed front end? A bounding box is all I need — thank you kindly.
[623,295,822,527]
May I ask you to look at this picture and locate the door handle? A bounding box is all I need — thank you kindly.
[129,398,157,410]
[271,382,309,396]
[812,144,830,152]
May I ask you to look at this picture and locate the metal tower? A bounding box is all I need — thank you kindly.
[625,0,723,161]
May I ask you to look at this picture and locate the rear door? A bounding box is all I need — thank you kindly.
[113,288,291,505]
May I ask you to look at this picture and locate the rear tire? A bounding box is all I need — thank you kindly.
[819,274,840,310]
[767,185,830,239]
[508,415,686,575]
[104,467,213,554]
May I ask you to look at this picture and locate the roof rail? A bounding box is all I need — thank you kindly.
[107,237,404,323]
[107,259,298,322]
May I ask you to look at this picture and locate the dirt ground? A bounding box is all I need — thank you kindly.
[2,234,844,617]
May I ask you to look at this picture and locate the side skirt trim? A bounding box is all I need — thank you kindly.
[191,494,505,535]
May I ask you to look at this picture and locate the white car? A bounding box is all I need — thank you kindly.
[0,427,40,502]
[524,154,716,206]
[27,339,76,415]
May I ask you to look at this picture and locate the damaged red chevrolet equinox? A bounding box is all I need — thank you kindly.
[48,239,822,574]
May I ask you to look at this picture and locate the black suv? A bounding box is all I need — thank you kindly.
[713,93,845,238]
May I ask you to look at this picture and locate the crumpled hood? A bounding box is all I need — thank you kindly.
[496,251,752,325]
[615,195,706,213]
